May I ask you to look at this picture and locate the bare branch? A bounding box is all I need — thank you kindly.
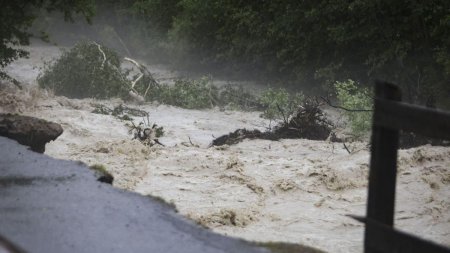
[276,103,288,125]
[124,57,141,69]
[124,56,160,97]
[121,56,162,102]
[153,139,165,146]
[92,42,106,69]
[320,96,372,112]
[131,73,144,89]
[343,142,351,154]
[144,82,152,97]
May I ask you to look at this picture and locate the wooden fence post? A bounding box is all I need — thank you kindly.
[365,81,402,252]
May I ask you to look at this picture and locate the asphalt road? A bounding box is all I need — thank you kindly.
[0,137,268,253]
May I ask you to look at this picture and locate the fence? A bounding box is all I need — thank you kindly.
[353,81,450,253]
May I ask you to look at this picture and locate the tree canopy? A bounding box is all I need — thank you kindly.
[156,0,449,106]
[0,0,95,83]
[1,0,449,107]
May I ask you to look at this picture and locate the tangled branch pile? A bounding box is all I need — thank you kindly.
[272,99,332,140]
[212,99,333,146]
[91,103,164,146]
[91,104,148,120]
[127,120,164,147]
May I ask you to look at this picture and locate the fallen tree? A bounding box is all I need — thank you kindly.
[38,41,160,102]
[123,57,159,99]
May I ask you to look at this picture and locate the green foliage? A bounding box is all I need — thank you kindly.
[11,1,447,107]
[89,163,114,184]
[37,41,130,99]
[19,1,448,107]
[131,0,181,34]
[128,0,449,106]
[0,0,95,81]
[259,88,304,122]
[335,80,373,138]
[151,77,219,109]
[153,125,165,138]
[143,76,304,119]
[89,164,109,175]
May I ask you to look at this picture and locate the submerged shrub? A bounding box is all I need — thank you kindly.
[335,79,373,138]
[259,88,304,122]
[153,76,219,109]
[166,77,219,109]
[38,41,130,99]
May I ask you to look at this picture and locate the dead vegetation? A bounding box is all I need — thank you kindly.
[127,120,165,147]
[212,99,334,146]
[91,103,164,146]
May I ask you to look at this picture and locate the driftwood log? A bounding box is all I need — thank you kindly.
[0,114,63,153]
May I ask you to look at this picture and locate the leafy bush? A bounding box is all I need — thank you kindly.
[38,41,130,99]
[142,75,307,122]
[146,79,303,119]
[150,76,219,109]
[335,80,373,137]
[259,88,304,122]
[145,77,260,111]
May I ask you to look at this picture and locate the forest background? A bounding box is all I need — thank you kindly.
[1,0,449,108]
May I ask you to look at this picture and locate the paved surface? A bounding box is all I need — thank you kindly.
[0,137,268,253]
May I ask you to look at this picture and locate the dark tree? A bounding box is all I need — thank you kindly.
[0,0,95,84]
